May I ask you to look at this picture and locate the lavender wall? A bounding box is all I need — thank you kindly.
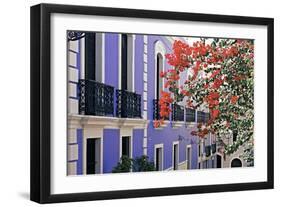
[76,128,83,175]
[104,33,119,88]
[102,128,144,173]
[134,35,144,113]
[133,129,144,158]
[134,35,144,95]
[103,129,120,173]
[147,124,198,169]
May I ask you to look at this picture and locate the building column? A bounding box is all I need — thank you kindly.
[143,35,148,156]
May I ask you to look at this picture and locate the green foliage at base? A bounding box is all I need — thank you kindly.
[132,155,155,172]
[112,155,155,173]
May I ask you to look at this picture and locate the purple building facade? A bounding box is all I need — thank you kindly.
[67,32,220,175]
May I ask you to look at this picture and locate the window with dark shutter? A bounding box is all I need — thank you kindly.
[156,53,161,99]
[85,32,96,80]
[121,34,128,90]
[122,136,130,157]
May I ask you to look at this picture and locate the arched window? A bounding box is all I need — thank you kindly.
[156,53,163,99]
[154,41,166,99]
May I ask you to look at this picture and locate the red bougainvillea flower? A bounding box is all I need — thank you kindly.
[160,71,167,78]
[212,77,224,89]
[211,109,220,119]
[210,69,221,79]
[156,38,254,156]
[207,92,220,109]
[153,119,164,128]
[203,84,209,89]
[153,120,161,128]
[230,95,239,104]
[180,89,190,96]
[157,91,173,120]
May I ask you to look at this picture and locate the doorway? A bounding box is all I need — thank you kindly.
[231,158,242,168]
[86,138,101,174]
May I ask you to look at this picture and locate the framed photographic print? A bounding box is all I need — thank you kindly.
[30,3,274,203]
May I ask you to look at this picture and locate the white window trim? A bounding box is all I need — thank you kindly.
[186,144,192,169]
[154,143,164,171]
[127,34,135,92]
[172,141,180,170]
[83,127,103,174]
[119,128,133,159]
[154,40,166,99]
[118,34,122,89]
[95,33,105,83]
[80,37,85,79]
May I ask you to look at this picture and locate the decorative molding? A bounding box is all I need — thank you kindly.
[171,121,185,129]
[154,120,169,130]
[68,114,149,129]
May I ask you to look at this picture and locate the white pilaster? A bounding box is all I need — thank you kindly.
[143,35,148,155]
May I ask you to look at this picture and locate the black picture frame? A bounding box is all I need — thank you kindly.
[30,3,274,204]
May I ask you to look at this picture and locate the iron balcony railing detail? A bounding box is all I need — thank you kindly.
[197,111,210,123]
[78,79,114,116]
[172,104,184,122]
[153,99,169,120]
[153,99,160,120]
[116,89,142,118]
[185,108,196,122]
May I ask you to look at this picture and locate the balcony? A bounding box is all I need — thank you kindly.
[197,111,210,123]
[79,79,114,116]
[116,89,142,118]
[172,104,184,122]
[185,108,196,122]
[153,99,169,120]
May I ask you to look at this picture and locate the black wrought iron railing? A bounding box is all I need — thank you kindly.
[78,79,114,116]
[153,99,160,120]
[116,90,142,118]
[172,104,184,122]
[197,111,210,123]
[205,146,211,157]
[211,143,216,154]
[153,99,169,120]
[185,108,196,122]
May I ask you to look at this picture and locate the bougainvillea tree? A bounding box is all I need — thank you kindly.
[154,38,254,165]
